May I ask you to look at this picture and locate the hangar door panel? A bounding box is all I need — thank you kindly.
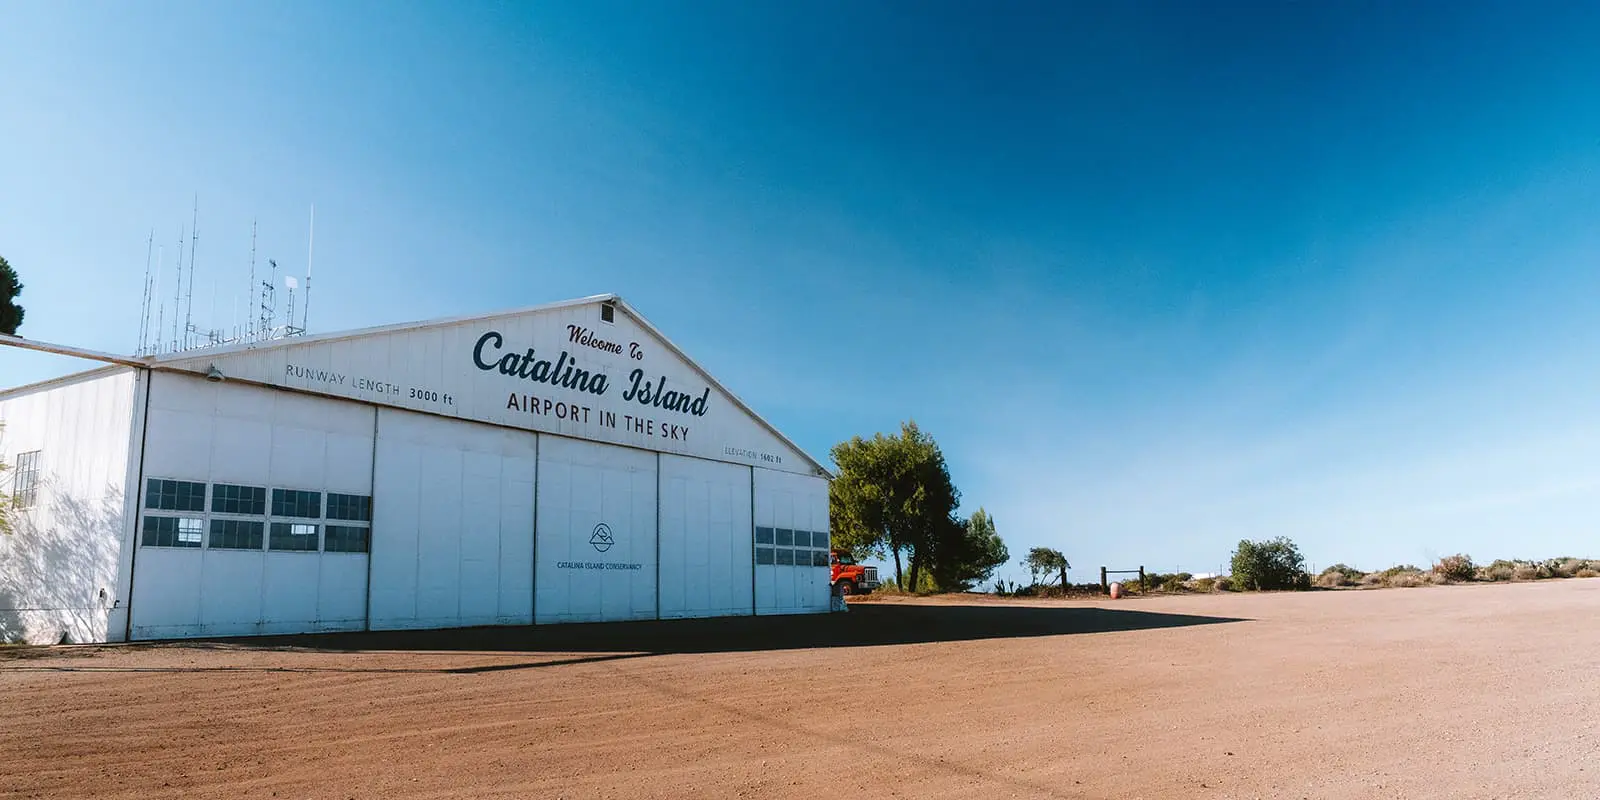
[536,437,657,623]
[369,409,537,631]
[753,468,831,616]
[659,455,754,619]
[130,373,374,640]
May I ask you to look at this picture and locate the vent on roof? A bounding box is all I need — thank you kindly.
[600,303,615,323]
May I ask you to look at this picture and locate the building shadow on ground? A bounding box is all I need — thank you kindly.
[190,602,1248,658]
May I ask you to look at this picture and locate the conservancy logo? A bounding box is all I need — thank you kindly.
[589,523,615,553]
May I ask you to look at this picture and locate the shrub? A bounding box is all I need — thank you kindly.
[1230,537,1310,591]
[1477,561,1515,582]
[1190,577,1217,592]
[1316,564,1363,588]
[1212,576,1234,592]
[1433,554,1476,582]
[1578,568,1599,579]
[1513,564,1539,581]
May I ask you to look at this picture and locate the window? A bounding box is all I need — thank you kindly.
[325,493,371,522]
[324,525,370,553]
[776,548,794,566]
[775,528,793,547]
[212,484,266,515]
[835,552,856,565]
[146,478,206,512]
[209,519,265,550]
[12,450,40,509]
[272,489,321,519]
[754,526,774,545]
[755,547,774,565]
[600,303,615,323]
[270,522,320,551]
[812,531,830,549]
[812,549,830,568]
[142,516,203,548]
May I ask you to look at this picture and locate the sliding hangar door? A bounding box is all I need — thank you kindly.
[128,374,827,639]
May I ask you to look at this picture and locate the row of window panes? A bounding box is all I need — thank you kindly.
[755,547,830,567]
[145,479,371,522]
[12,450,41,510]
[754,527,829,549]
[142,516,370,553]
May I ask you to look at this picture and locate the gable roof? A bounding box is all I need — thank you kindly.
[153,294,834,478]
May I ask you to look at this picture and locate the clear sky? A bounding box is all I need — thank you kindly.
[5,1,1600,585]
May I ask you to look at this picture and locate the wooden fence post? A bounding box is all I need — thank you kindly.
[1100,566,1108,593]
[1139,566,1147,592]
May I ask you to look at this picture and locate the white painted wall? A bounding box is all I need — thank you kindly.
[753,468,831,616]
[0,368,139,644]
[368,408,537,630]
[129,371,374,639]
[536,435,657,623]
[658,455,753,619]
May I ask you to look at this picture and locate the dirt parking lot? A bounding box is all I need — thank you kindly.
[4,580,1598,800]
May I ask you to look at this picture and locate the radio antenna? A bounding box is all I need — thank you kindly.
[184,197,198,350]
[138,229,154,353]
[247,219,257,341]
[173,226,184,351]
[302,204,314,334]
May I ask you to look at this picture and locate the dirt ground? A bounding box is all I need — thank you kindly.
[4,580,1599,800]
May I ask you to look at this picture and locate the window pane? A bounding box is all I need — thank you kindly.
[141,516,201,548]
[272,489,322,519]
[324,525,370,553]
[775,529,793,546]
[145,478,206,512]
[269,522,320,551]
[325,493,372,522]
[755,546,774,565]
[812,531,830,549]
[775,548,794,566]
[211,484,267,515]
[754,527,774,545]
[13,450,40,509]
[812,549,830,567]
[209,519,265,550]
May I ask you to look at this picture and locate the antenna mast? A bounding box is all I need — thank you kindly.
[184,198,198,350]
[260,257,278,338]
[302,204,314,335]
[248,219,257,341]
[138,230,154,353]
[173,226,185,351]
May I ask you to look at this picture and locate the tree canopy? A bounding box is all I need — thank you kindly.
[1230,537,1310,590]
[1024,547,1070,587]
[0,255,22,336]
[829,421,1003,592]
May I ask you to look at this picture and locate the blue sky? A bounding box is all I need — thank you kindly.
[5,1,1600,584]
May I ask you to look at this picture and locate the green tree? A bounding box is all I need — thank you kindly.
[1229,537,1310,590]
[927,507,1010,591]
[828,421,960,591]
[0,255,22,335]
[1024,547,1070,587]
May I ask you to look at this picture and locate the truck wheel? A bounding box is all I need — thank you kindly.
[837,579,856,596]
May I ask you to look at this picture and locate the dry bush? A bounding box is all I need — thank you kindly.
[1386,571,1426,588]
[1422,571,1447,585]
[1359,572,1384,587]
[1513,564,1540,581]
[1477,562,1515,582]
[1212,576,1234,592]
[1316,564,1364,588]
[1557,559,1586,578]
[1433,554,1476,582]
[1578,568,1600,579]
[1188,577,1217,592]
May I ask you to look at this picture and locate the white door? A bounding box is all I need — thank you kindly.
[753,468,831,616]
[659,455,753,619]
[130,372,374,639]
[368,408,537,631]
[535,436,657,623]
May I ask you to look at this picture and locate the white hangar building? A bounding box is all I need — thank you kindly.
[0,295,834,644]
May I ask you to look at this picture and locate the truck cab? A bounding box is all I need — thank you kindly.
[830,550,880,595]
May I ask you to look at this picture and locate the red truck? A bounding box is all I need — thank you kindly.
[830,550,881,595]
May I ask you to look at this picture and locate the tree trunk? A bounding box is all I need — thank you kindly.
[908,552,922,595]
[892,544,904,590]
[1060,565,1068,589]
